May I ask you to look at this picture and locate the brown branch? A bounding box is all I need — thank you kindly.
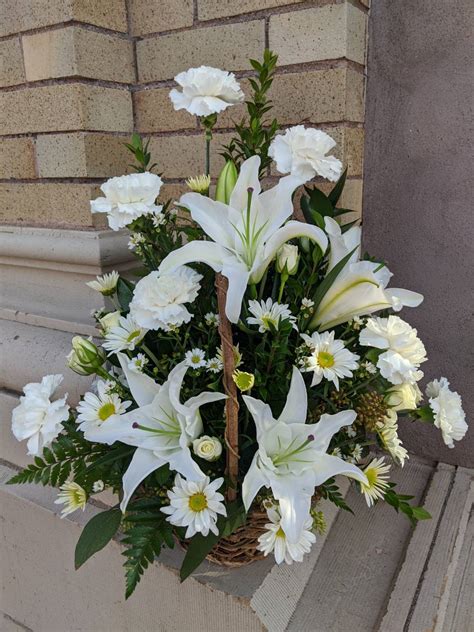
[215,273,240,502]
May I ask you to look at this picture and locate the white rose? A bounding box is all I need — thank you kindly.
[91,172,163,231]
[269,125,343,182]
[192,436,223,461]
[387,382,422,411]
[129,266,202,331]
[276,244,299,275]
[11,375,69,456]
[99,311,121,334]
[169,66,244,117]
[426,377,467,448]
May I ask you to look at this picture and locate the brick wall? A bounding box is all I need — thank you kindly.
[0,0,368,228]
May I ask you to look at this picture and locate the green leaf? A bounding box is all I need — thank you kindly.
[306,186,334,217]
[116,277,134,311]
[328,168,347,206]
[413,405,435,422]
[75,508,122,569]
[411,507,432,521]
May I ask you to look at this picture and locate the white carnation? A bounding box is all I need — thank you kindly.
[129,266,202,331]
[91,172,163,231]
[426,377,467,448]
[11,375,69,456]
[269,125,343,182]
[169,66,244,116]
[359,316,427,385]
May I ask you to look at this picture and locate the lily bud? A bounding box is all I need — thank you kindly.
[67,336,106,376]
[215,160,238,204]
[276,244,300,276]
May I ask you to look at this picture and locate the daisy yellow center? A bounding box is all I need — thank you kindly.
[188,492,208,512]
[98,402,116,421]
[364,468,378,489]
[127,330,141,343]
[317,351,335,368]
[191,355,202,364]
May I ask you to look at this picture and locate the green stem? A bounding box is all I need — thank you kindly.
[96,367,119,383]
[205,134,211,177]
[141,344,160,367]
[278,274,288,302]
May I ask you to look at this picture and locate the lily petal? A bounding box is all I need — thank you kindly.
[271,473,314,543]
[120,448,164,512]
[220,259,251,322]
[159,241,227,275]
[167,446,206,482]
[229,155,261,211]
[313,452,368,487]
[242,395,275,436]
[310,410,357,453]
[117,352,160,407]
[385,288,424,311]
[258,174,304,238]
[180,193,238,249]
[242,456,268,510]
[324,216,361,272]
[278,367,308,425]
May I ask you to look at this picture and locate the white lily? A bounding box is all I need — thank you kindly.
[310,260,424,331]
[109,357,227,512]
[242,367,367,543]
[324,216,361,272]
[159,156,328,323]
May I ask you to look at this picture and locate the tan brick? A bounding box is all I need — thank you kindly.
[270,67,365,125]
[0,183,102,227]
[22,27,134,83]
[0,84,133,135]
[270,2,367,66]
[129,0,193,35]
[198,0,304,20]
[0,0,127,38]
[148,133,232,179]
[137,21,265,82]
[134,88,196,132]
[0,138,36,179]
[0,38,25,87]
[35,133,132,178]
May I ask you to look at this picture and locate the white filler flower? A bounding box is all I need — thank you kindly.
[269,126,343,182]
[247,298,297,332]
[426,377,467,448]
[169,66,244,116]
[102,314,147,355]
[54,482,87,518]
[86,271,119,296]
[161,474,226,538]
[192,435,222,461]
[129,266,202,331]
[300,330,359,390]
[76,381,131,443]
[11,374,69,456]
[359,316,427,385]
[257,506,316,565]
[91,172,163,231]
[185,348,207,369]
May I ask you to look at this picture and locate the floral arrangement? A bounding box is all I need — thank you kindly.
[9,51,467,598]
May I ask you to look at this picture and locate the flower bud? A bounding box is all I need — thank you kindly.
[276,244,299,276]
[215,160,238,204]
[387,382,422,411]
[232,370,255,392]
[192,435,222,462]
[67,336,106,376]
[99,311,121,334]
[186,174,211,194]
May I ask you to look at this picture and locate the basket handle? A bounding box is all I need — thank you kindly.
[215,273,239,501]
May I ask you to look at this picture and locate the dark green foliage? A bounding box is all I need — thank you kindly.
[384,484,432,526]
[222,49,279,176]
[75,508,122,569]
[300,168,352,228]
[319,478,354,514]
[124,133,157,173]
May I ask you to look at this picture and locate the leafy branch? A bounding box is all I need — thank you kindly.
[319,478,353,514]
[124,133,158,173]
[384,484,431,526]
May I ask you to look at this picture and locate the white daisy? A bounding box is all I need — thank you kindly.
[86,271,119,296]
[185,348,206,369]
[206,356,223,373]
[204,312,220,328]
[76,381,130,441]
[127,353,149,374]
[257,507,316,565]
[299,330,359,390]
[102,315,147,355]
[54,482,87,518]
[152,210,166,228]
[161,475,226,538]
[426,377,467,448]
[360,457,391,507]
[351,315,364,330]
[128,232,146,251]
[346,425,357,438]
[301,297,314,309]
[351,444,363,462]
[332,447,342,458]
[247,298,296,333]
